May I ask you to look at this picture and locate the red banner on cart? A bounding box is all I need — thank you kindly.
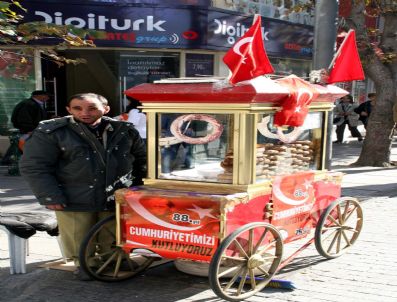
[121,189,220,261]
[271,171,315,243]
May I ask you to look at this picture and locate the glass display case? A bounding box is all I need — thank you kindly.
[155,111,324,186]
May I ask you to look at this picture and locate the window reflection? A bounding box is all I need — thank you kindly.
[158,113,233,183]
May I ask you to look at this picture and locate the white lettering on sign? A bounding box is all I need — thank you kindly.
[129,226,216,246]
[273,203,314,220]
[34,11,166,31]
[212,18,269,45]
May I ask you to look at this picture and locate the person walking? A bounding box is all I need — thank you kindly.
[354,92,376,129]
[19,93,146,280]
[333,94,363,143]
[11,90,50,134]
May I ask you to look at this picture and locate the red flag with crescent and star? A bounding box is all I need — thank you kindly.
[327,30,365,84]
[223,15,274,85]
[274,75,319,127]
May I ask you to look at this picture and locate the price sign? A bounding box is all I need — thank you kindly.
[185,54,214,77]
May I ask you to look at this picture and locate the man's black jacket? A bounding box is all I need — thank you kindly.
[12,98,48,133]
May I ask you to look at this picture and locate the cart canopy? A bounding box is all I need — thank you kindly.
[125,75,348,105]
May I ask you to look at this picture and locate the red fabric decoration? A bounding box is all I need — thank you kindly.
[223,15,274,85]
[327,30,365,84]
[274,76,319,127]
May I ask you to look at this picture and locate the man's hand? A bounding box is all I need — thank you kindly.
[360,112,368,116]
[46,204,64,210]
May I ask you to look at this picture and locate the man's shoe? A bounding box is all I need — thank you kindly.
[358,138,363,142]
[73,267,93,281]
[333,141,342,144]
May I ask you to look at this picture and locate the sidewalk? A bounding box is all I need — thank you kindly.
[1,137,397,302]
[331,138,397,200]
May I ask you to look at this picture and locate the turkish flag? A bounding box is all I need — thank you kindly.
[274,75,319,127]
[223,15,274,85]
[327,30,365,84]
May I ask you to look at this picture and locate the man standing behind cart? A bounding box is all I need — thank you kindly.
[11,90,50,134]
[19,93,146,280]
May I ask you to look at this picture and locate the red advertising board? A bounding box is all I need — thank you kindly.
[271,171,315,243]
[120,188,220,261]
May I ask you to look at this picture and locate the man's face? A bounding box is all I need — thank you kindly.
[66,97,110,125]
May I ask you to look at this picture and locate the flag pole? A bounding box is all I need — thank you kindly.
[226,14,260,84]
[253,14,260,24]
[327,29,353,71]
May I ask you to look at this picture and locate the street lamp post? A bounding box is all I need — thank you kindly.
[312,0,339,170]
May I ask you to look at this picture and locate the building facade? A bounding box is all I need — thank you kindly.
[0,0,315,154]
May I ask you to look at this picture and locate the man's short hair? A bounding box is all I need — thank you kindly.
[31,90,49,96]
[67,93,109,107]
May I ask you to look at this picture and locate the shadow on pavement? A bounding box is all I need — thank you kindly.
[331,166,397,174]
[342,183,397,198]
[277,254,326,275]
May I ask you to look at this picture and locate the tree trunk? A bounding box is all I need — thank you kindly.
[346,1,397,166]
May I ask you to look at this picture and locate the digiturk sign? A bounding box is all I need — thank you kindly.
[34,11,167,32]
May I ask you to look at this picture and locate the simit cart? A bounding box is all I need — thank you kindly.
[79,76,363,301]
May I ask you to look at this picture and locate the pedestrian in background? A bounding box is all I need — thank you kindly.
[11,90,50,134]
[333,94,363,143]
[114,96,146,144]
[126,96,147,144]
[19,93,146,281]
[355,92,376,129]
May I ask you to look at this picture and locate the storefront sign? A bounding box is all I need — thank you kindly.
[23,1,313,58]
[89,0,211,5]
[23,1,205,49]
[207,10,313,58]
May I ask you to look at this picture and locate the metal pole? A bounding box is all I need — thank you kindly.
[313,0,339,70]
[312,0,339,170]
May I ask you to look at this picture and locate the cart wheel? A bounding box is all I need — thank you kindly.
[315,197,363,259]
[79,214,155,282]
[209,222,283,302]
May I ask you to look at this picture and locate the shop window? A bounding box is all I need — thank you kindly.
[0,50,35,135]
[185,54,214,77]
[270,57,311,78]
[119,52,180,111]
